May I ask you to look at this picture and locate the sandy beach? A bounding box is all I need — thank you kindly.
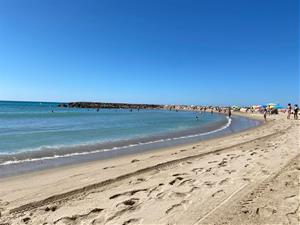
[0,112,299,225]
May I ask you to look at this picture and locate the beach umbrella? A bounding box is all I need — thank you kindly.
[273,105,284,109]
[267,103,282,109]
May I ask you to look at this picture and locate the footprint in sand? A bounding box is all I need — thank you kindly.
[178,179,195,186]
[103,166,115,170]
[106,204,140,224]
[122,218,142,225]
[22,217,31,224]
[154,191,165,199]
[224,169,236,174]
[54,208,103,225]
[191,168,203,174]
[165,200,190,215]
[129,177,146,185]
[205,167,213,173]
[212,190,224,197]
[147,184,165,198]
[45,205,58,212]
[230,155,241,160]
[169,177,184,185]
[168,191,188,199]
[219,178,230,185]
[0,200,9,207]
[218,159,228,167]
[261,169,269,175]
[256,205,277,218]
[188,186,200,193]
[172,173,188,177]
[109,189,148,200]
[284,194,297,200]
[203,181,216,188]
[116,198,140,208]
[131,159,140,163]
[91,215,106,224]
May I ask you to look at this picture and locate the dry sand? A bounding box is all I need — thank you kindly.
[0,113,299,225]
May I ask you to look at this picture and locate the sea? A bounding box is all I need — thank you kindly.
[0,101,261,177]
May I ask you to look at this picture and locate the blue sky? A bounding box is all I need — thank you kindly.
[0,0,298,106]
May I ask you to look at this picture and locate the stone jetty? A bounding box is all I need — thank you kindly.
[58,102,164,110]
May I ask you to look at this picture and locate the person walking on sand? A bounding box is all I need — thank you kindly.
[263,108,267,122]
[287,103,292,119]
[294,104,299,120]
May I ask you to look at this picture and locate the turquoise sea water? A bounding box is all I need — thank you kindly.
[0,101,228,157]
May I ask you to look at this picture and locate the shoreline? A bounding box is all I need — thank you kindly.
[0,113,261,178]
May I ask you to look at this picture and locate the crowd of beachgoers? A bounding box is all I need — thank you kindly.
[170,103,298,115]
[164,102,299,123]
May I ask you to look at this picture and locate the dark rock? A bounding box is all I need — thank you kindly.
[58,102,164,110]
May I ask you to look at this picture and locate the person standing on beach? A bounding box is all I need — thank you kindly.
[263,108,267,122]
[294,104,299,120]
[287,103,292,119]
[228,107,232,118]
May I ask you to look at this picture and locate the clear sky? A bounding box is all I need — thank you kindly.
[0,0,298,106]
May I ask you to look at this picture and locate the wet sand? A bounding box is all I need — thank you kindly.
[0,113,299,225]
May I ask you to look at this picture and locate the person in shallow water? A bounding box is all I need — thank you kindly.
[228,107,232,118]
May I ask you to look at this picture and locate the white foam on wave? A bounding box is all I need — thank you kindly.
[0,117,232,166]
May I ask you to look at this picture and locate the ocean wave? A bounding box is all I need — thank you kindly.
[0,117,232,166]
